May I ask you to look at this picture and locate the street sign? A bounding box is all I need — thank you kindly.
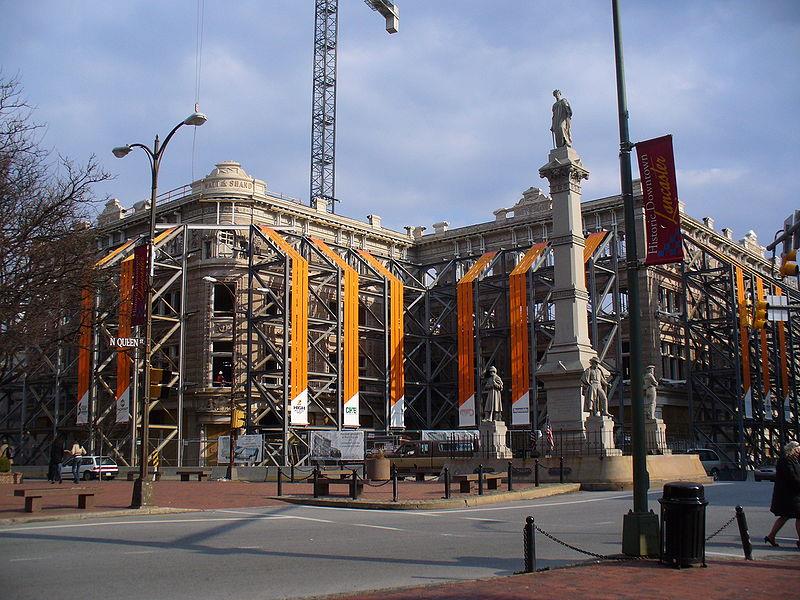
[765,294,789,322]
[110,336,144,349]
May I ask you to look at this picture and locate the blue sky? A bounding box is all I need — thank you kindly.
[2,1,798,248]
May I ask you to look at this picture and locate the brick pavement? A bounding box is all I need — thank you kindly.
[310,555,800,600]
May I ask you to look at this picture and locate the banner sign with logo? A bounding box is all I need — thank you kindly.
[635,135,684,265]
[310,431,365,461]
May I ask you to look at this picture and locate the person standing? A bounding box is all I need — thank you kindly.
[48,436,64,484]
[69,439,86,484]
[764,441,800,548]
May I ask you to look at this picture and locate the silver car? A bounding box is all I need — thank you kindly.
[60,455,119,480]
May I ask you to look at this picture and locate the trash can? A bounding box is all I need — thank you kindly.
[659,482,708,568]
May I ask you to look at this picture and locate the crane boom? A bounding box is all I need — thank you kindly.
[309,0,398,213]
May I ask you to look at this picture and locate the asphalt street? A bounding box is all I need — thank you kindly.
[0,481,793,600]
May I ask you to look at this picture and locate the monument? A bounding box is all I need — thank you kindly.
[643,365,670,454]
[477,366,513,459]
[536,90,620,455]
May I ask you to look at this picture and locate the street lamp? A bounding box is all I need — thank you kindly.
[114,111,207,508]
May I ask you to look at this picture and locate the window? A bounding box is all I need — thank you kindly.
[218,231,235,258]
[213,283,235,316]
[658,287,682,315]
[661,341,685,380]
[211,340,233,386]
[621,341,631,380]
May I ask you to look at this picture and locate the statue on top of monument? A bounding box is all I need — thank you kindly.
[581,357,610,417]
[550,89,573,148]
[643,365,659,420]
[483,366,504,422]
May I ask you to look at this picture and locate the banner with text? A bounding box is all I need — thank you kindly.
[636,135,684,265]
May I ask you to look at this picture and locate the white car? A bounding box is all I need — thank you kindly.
[686,448,723,480]
[60,455,119,481]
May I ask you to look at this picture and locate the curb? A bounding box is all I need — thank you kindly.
[272,483,580,510]
[0,506,199,526]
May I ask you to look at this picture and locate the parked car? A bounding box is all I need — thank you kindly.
[60,455,118,481]
[686,448,723,479]
[754,464,777,482]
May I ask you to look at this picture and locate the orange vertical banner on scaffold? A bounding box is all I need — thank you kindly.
[755,277,772,420]
[583,230,609,263]
[509,243,549,427]
[735,267,752,419]
[776,287,790,419]
[457,252,497,427]
[259,227,309,426]
[76,287,92,425]
[313,239,360,427]
[358,251,405,429]
[115,257,133,423]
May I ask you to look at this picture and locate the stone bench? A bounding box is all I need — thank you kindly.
[451,473,503,493]
[398,466,441,481]
[175,470,208,481]
[313,477,363,498]
[14,487,95,513]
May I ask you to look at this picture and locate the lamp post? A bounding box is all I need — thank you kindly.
[203,275,239,480]
[114,111,207,508]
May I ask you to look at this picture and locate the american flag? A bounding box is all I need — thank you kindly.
[545,421,554,451]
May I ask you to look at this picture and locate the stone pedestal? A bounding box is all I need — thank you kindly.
[536,145,596,439]
[585,415,622,456]
[644,418,671,455]
[477,420,513,459]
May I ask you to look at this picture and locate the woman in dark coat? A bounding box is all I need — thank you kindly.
[764,441,800,548]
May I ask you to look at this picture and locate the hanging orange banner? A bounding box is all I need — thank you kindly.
[457,252,496,427]
[313,239,360,427]
[359,251,405,429]
[115,257,133,423]
[509,243,549,426]
[260,227,309,426]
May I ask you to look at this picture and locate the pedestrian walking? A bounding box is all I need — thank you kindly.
[69,440,86,483]
[764,440,800,549]
[48,436,64,483]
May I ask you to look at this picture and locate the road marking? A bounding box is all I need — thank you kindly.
[123,550,158,555]
[463,517,505,522]
[352,523,404,531]
[284,515,336,524]
[595,521,615,525]
[0,516,289,533]
[9,557,46,562]
[416,493,635,515]
[706,551,744,558]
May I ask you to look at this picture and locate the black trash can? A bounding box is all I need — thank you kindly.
[659,482,708,568]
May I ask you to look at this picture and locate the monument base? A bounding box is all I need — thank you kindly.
[585,414,622,456]
[644,418,671,455]
[476,420,513,459]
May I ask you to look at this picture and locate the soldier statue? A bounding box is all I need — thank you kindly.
[644,365,659,420]
[581,357,609,417]
[550,89,573,148]
[483,366,504,421]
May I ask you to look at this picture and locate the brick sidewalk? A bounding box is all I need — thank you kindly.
[310,555,800,600]
[0,478,553,520]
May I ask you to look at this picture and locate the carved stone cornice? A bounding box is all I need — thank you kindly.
[550,233,586,247]
[551,287,590,302]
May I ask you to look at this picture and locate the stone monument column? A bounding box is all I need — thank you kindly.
[536,145,596,446]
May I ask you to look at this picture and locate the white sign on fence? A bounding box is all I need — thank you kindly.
[310,431,365,461]
[217,434,264,465]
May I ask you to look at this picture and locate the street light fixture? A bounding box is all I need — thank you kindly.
[113,111,207,508]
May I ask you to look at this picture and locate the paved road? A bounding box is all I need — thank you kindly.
[0,481,792,600]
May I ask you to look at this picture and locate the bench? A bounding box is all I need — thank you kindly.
[14,488,95,513]
[452,473,504,493]
[313,477,363,498]
[126,471,162,481]
[318,469,356,480]
[176,469,208,481]
[398,466,441,481]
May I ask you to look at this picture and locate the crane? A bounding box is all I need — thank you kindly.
[310,0,399,213]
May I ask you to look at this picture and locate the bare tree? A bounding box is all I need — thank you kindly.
[0,74,111,376]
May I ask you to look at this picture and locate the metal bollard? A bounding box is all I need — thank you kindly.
[351,470,358,500]
[313,467,319,499]
[391,464,398,502]
[444,467,451,499]
[507,461,513,492]
[478,464,484,496]
[559,456,564,484]
[524,515,536,573]
[277,468,283,497]
[534,459,540,487]
[735,505,753,561]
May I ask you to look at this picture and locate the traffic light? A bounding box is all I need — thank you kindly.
[149,368,172,400]
[780,249,798,277]
[751,299,769,330]
[738,297,752,329]
[232,408,245,429]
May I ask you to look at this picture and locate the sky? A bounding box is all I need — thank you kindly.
[2,1,799,247]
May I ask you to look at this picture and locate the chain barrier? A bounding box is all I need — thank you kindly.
[533,523,645,562]
[705,514,737,542]
[362,478,392,488]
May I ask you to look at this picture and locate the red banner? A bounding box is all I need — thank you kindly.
[635,135,684,265]
[132,244,149,326]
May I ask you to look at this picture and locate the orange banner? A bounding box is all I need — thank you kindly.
[313,239,360,427]
[509,243,548,426]
[359,251,405,428]
[260,227,309,426]
[76,288,92,425]
[583,230,609,263]
[115,257,133,423]
[457,252,496,427]
[735,267,752,418]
